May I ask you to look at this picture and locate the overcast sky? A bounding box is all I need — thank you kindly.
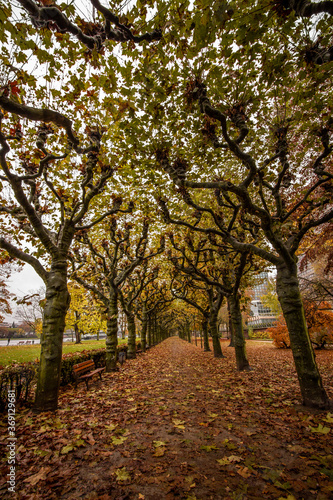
[4,265,45,323]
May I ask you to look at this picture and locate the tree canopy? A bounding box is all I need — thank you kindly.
[1,0,333,410]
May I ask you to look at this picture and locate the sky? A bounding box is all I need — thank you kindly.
[4,265,44,323]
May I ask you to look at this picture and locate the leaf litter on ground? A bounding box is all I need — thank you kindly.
[0,337,332,499]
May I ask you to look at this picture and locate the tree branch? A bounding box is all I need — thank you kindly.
[0,237,48,283]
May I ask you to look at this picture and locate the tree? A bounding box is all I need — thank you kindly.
[260,277,282,317]
[0,0,163,412]
[168,230,252,370]
[0,252,16,322]
[136,275,170,351]
[72,217,164,368]
[170,271,212,352]
[15,288,45,336]
[65,282,105,344]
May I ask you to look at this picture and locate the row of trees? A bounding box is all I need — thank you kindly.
[0,0,332,411]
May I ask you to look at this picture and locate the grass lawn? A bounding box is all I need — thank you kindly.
[0,339,109,367]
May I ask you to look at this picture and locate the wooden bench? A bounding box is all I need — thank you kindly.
[73,360,105,389]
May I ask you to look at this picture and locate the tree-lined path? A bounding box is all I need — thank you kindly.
[1,337,332,499]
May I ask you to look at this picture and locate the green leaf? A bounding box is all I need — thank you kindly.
[200,445,219,452]
[61,444,75,454]
[111,436,128,445]
[309,424,330,434]
[105,424,117,431]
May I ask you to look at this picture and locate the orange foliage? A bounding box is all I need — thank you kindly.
[268,301,333,349]
[267,315,291,348]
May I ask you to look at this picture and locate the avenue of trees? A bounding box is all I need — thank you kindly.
[0,0,332,411]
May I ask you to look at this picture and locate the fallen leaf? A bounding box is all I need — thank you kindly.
[154,446,166,456]
[237,466,252,478]
[115,467,130,482]
[309,424,330,434]
[153,440,167,448]
[61,444,75,454]
[200,445,219,452]
[112,436,128,445]
[24,467,51,485]
[217,455,243,465]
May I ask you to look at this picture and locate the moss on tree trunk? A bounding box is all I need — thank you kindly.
[227,298,235,347]
[276,262,329,409]
[228,294,250,371]
[33,259,70,413]
[209,311,224,358]
[202,317,210,351]
[105,289,118,371]
[141,306,147,351]
[127,313,136,359]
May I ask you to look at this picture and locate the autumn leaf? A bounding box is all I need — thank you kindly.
[200,445,219,452]
[24,467,51,485]
[217,455,243,465]
[154,446,166,457]
[236,466,252,478]
[173,418,185,429]
[115,467,130,482]
[153,440,167,447]
[309,424,330,434]
[105,423,117,431]
[324,413,333,423]
[61,444,75,454]
[111,436,128,445]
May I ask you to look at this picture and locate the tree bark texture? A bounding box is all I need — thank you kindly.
[209,311,224,358]
[227,298,235,347]
[276,262,329,409]
[105,289,118,371]
[228,294,250,371]
[127,313,136,359]
[202,317,211,351]
[33,259,70,412]
[141,306,147,351]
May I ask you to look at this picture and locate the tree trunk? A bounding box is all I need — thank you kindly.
[186,322,191,343]
[33,259,70,413]
[227,298,235,347]
[105,289,118,371]
[147,316,152,347]
[74,314,81,344]
[209,311,224,358]
[276,262,329,409]
[127,312,136,359]
[202,317,210,351]
[229,294,250,371]
[141,305,147,351]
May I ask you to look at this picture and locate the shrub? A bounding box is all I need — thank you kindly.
[0,363,37,412]
[250,329,271,340]
[269,301,333,349]
[267,317,291,348]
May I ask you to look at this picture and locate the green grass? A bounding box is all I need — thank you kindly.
[0,340,109,368]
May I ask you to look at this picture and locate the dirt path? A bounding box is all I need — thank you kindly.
[1,337,332,499]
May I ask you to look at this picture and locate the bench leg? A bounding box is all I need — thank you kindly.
[85,379,89,390]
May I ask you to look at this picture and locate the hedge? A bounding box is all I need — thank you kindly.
[0,362,37,412]
[0,343,143,412]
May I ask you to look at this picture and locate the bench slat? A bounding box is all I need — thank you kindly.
[73,360,105,389]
